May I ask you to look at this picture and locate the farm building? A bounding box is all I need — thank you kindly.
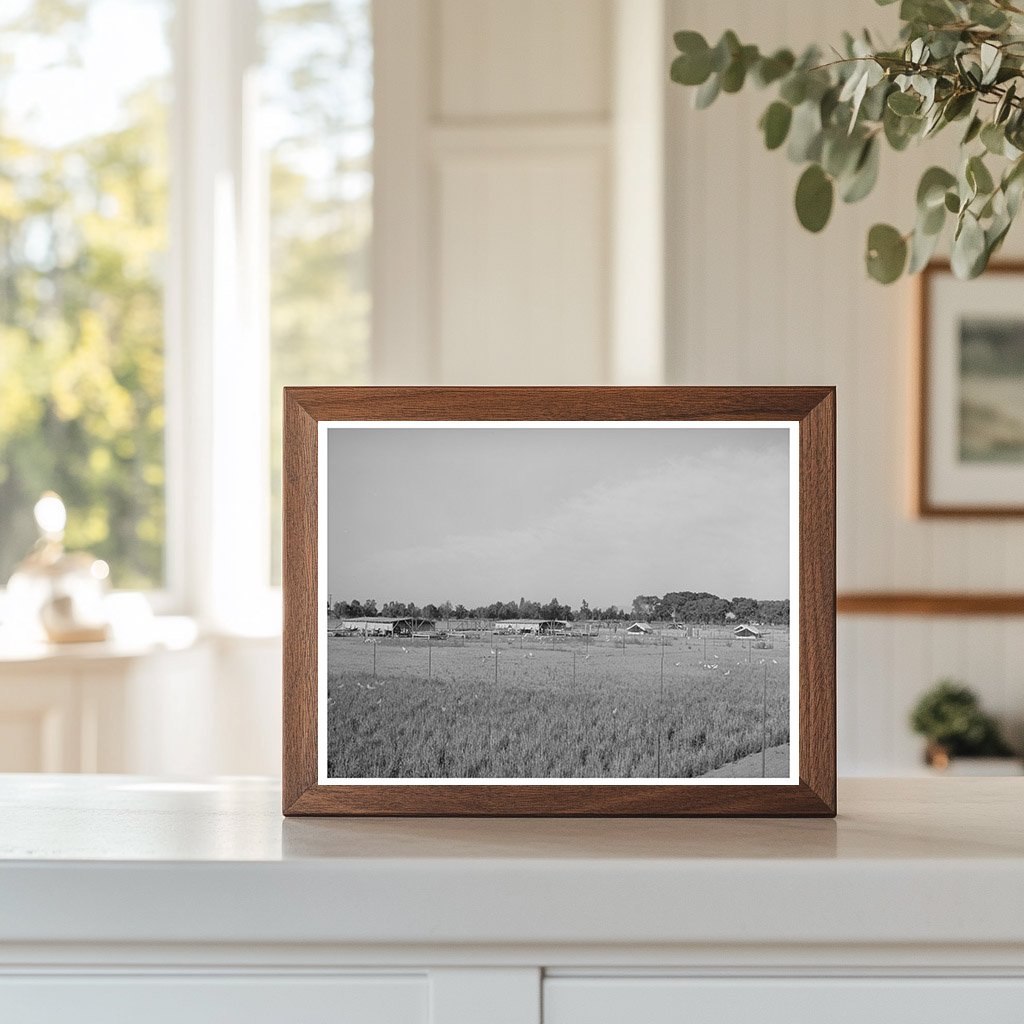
[336,616,435,637]
[494,619,571,635]
[626,622,653,635]
[732,624,763,639]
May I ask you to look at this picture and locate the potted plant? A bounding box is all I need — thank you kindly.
[670,0,1024,283]
[909,680,1019,772]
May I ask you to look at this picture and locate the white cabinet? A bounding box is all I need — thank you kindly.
[2,777,1023,1023]
[1,975,428,1024]
[544,978,1024,1024]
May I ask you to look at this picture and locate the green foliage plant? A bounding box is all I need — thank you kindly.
[670,0,1024,283]
[909,679,1015,756]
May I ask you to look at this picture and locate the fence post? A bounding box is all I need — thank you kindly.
[658,630,665,778]
[762,664,768,778]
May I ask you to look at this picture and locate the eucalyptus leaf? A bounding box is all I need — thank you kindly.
[908,221,943,273]
[710,31,740,73]
[951,211,987,278]
[671,51,711,87]
[981,121,1006,155]
[917,166,957,210]
[967,154,995,195]
[721,44,759,92]
[694,73,721,109]
[842,137,881,203]
[779,73,807,106]
[760,101,793,150]
[970,2,1009,29]
[822,128,864,178]
[921,200,946,235]
[980,42,1003,86]
[888,90,921,115]
[942,91,974,122]
[754,49,795,87]
[884,106,922,150]
[795,164,834,232]
[866,223,908,283]
[996,82,1017,124]
[962,115,983,145]
[861,79,892,122]
[787,101,823,162]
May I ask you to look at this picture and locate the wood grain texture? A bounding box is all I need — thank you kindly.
[916,260,1024,518]
[282,387,836,817]
[838,592,1024,616]
[282,391,319,812]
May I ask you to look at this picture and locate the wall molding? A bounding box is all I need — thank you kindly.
[838,593,1024,616]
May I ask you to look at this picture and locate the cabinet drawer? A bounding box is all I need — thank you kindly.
[0,974,427,1024]
[544,977,1024,1024]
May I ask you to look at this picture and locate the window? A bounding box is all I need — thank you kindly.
[262,0,373,580]
[0,0,373,613]
[0,0,172,589]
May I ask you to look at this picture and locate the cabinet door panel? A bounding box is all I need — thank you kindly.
[0,975,427,1024]
[545,977,1024,1024]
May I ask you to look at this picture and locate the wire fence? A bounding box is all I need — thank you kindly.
[325,626,791,780]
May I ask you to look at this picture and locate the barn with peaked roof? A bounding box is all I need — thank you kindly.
[494,619,571,635]
[336,616,436,637]
[732,624,763,639]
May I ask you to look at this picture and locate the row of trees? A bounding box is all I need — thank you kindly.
[329,591,790,626]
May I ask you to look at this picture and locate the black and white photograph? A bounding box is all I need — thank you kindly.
[320,423,798,784]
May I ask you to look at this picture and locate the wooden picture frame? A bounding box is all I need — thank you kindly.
[283,387,836,817]
[917,260,1024,517]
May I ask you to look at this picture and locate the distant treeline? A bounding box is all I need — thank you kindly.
[329,591,789,625]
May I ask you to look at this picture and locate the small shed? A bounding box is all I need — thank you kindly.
[337,616,436,637]
[495,619,571,635]
[732,624,763,639]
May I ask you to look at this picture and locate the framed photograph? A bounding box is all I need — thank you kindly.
[283,387,835,816]
[918,261,1024,516]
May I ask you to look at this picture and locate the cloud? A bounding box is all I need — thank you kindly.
[340,443,790,606]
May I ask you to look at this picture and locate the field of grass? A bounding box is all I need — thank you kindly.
[325,629,790,779]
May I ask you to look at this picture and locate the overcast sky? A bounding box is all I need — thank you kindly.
[327,426,792,609]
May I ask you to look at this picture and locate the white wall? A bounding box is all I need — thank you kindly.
[374,0,665,386]
[200,0,1024,779]
[665,0,1024,772]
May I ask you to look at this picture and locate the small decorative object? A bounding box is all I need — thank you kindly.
[5,492,111,644]
[917,261,1024,515]
[282,387,836,817]
[670,1,1024,283]
[910,679,1015,769]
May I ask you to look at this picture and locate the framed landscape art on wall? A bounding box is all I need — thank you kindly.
[282,387,836,816]
[918,262,1024,516]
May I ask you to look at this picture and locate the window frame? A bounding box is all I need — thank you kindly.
[165,0,280,633]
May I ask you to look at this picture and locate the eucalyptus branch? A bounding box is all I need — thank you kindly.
[670,0,1024,283]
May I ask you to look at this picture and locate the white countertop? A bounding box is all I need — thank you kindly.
[2,775,1023,952]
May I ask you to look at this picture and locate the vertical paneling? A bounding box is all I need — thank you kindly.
[437,152,607,384]
[427,0,617,385]
[665,0,1024,773]
[438,0,610,120]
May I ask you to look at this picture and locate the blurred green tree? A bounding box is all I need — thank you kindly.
[0,0,170,587]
